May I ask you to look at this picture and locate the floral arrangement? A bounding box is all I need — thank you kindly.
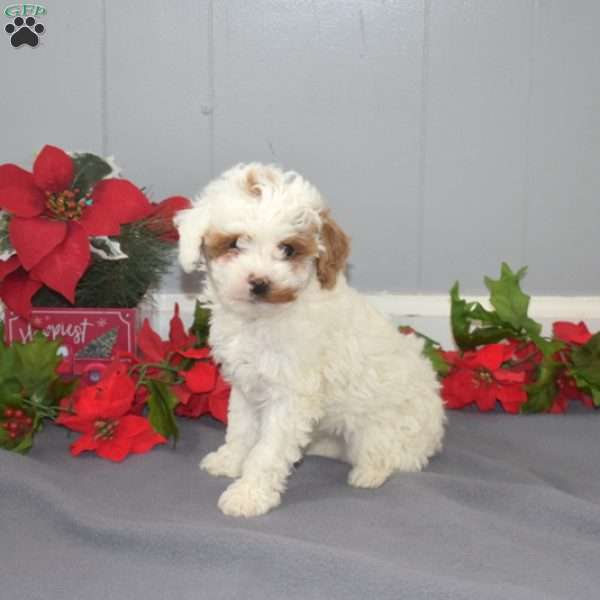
[1,302,230,460]
[402,263,599,414]
[0,145,190,316]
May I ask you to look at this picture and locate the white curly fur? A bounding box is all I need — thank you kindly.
[175,163,446,517]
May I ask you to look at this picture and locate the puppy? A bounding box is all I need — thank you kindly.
[175,164,445,517]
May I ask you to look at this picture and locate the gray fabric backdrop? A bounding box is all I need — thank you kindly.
[2,411,600,599]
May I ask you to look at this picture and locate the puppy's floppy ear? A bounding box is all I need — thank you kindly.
[316,210,350,289]
[174,204,211,273]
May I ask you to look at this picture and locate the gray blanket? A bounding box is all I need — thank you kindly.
[2,412,599,599]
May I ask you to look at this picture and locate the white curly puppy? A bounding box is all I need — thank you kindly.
[175,164,445,517]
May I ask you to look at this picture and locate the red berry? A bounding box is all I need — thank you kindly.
[4,408,14,418]
[9,432,17,439]
[14,409,23,418]
[8,422,18,431]
[25,417,33,426]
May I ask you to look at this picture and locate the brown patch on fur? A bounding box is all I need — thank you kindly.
[244,167,278,198]
[280,232,319,265]
[204,230,241,260]
[264,286,297,304]
[316,210,351,289]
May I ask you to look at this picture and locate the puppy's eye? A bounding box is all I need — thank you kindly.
[228,237,239,250]
[280,243,296,259]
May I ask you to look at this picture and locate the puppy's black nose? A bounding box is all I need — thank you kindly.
[249,277,270,297]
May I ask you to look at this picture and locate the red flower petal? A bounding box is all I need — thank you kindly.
[9,216,67,270]
[493,368,526,384]
[116,415,154,439]
[0,184,45,217]
[147,196,192,241]
[96,436,133,462]
[70,433,99,457]
[80,179,153,236]
[496,385,527,413]
[56,412,95,433]
[468,344,508,371]
[0,268,43,317]
[32,145,74,193]
[29,222,90,302]
[0,255,21,280]
[176,393,209,418]
[74,372,135,420]
[172,384,192,405]
[0,164,34,189]
[441,369,476,409]
[138,319,167,362]
[473,385,497,412]
[184,361,218,393]
[209,384,230,423]
[176,347,211,359]
[553,321,592,345]
[169,303,188,347]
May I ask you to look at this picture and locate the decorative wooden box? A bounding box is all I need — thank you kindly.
[4,307,137,383]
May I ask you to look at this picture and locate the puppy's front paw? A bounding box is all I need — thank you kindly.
[348,466,391,489]
[200,446,243,478]
[218,479,281,518]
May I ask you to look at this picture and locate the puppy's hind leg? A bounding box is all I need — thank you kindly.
[346,415,426,489]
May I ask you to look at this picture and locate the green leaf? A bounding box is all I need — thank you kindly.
[12,333,62,400]
[146,379,179,442]
[450,282,516,350]
[11,431,34,454]
[569,332,600,405]
[399,326,450,376]
[522,356,563,414]
[71,153,113,196]
[484,263,542,338]
[190,300,211,346]
[423,342,450,377]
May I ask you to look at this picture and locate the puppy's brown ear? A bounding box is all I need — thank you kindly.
[316,210,350,289]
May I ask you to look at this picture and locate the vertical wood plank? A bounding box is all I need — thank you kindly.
[213,0,424,291]
[421,0,533,293]
[524,0,600,293]
[0,0,104,164]
[105,0,212,200]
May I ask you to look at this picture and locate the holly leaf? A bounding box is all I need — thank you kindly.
[400,326,451,376]
[522,355,563,414]
[423,342,451,377]
[190,300,211,346]
[569,332,600,405]
[450,282,516,350]
[12,333,62,399]
[47,377,79,407]
[146,379,179,442]
[71,153,113,196]
[484,263,542,338]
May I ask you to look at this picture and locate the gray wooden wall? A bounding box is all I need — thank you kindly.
[2,1,599,294]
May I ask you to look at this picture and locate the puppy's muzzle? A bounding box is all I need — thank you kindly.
[249,277,271,297]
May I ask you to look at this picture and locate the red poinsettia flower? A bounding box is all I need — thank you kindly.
[137,304,198,364]
[0,145,154,315]
[552,321,592,346]
[136,304,230,421]
[176,370,230,423]
[146,195,191,241]
[57,368,166,462]
[550,372,594,413]
[503,339,543,382]
[442,344,527,413]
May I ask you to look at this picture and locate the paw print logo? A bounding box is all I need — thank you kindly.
[5,16,45,48]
